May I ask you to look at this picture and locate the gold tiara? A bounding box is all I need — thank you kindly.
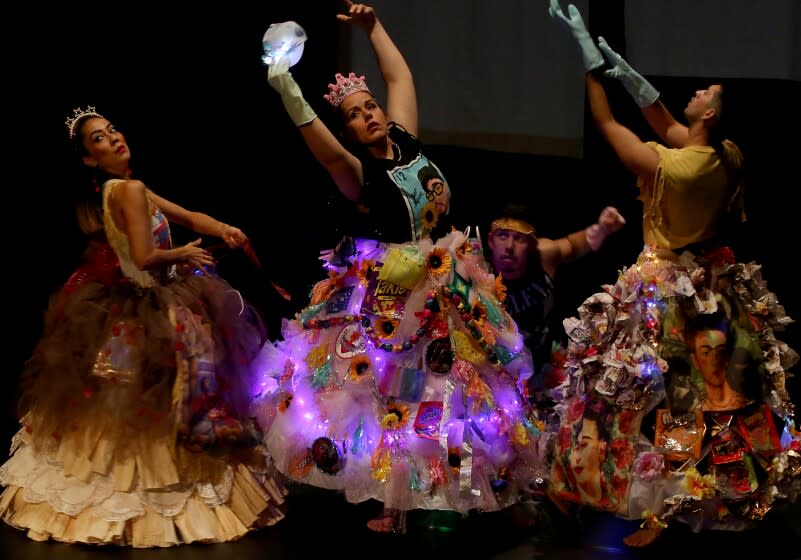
[65,106,104,140]
[490,218,536,236]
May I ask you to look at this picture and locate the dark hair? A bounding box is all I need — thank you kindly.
[69,113,108,236]
[685,311,731,354]
[707,85,744,184]
[578,395,612,445]
[417,164,443,191]
[491,201,533,223]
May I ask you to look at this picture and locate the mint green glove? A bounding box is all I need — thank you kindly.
[268,58,317,127]
[598,36,659,108]
[548,0,603,71]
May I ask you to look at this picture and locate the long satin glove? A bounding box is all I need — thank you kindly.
[598,36,660,108]
[548,0,603,71]
[267,58,317,126]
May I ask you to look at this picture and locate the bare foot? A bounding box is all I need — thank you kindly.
[623,527,663,547]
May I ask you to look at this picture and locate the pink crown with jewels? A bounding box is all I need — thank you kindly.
[323,72,372,108]
[65,106,104,140]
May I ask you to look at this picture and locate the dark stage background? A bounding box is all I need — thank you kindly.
[5,3,800,439]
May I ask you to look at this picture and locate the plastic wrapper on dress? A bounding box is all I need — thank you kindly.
[252,231,548,513]
[0,184,288,547]
[550,244,801,533]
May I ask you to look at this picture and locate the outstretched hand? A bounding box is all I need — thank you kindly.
[586,206,625,251]
[222,225,248,248]
[547,0,603,71]
[598,206,626,233]
[597,36,631,78]
[597,36,659,107]
[336,1,377,32]
[547,0,585,33]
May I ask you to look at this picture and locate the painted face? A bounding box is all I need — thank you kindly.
[684,84,722,122]
[80,117,130,177]
[569,417,606,493]
[340,91,388,145]
[691,328,729,388]
[488,229,533,281]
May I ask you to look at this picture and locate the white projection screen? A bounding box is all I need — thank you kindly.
[346,0,799,157]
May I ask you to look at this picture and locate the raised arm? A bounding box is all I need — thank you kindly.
[548,2,658,179]
[267,57,364,202]
[586,72,660,181]
[339,1,417,136]
[597,37,689,148]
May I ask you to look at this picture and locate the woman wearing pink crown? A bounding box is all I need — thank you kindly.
[0,106,287,547]
[259,1,545,534]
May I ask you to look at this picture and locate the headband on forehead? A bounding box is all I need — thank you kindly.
[490,218,536,237]
[65,106,104,140]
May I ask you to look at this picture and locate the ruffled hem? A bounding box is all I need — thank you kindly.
[0,438,287,547]
[552,245,801,527]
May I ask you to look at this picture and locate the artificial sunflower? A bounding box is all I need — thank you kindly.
[373,317,400,340]
[426,246,452,276]
[419,202,439,232]
[381,401,411,430]
[348,354,373,383]
[494,275,507,303]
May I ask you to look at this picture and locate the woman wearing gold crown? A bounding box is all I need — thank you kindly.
[0,107,287,547]
[258,0,547,535]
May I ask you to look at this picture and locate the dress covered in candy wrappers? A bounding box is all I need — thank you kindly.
[548,142,801,533]
[0,179,286,547]
[253,127,545,515]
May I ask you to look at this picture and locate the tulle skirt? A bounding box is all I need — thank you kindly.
[1,243,287,546]
[252,231,548,514]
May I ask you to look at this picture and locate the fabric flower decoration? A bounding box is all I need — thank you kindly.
[639,509,668,530]
[373,317,400,340]
[381,401,410,430]
[495,275,507,303]
[683,467,716,499]
[426,246,452,276]
[419,202,439,232]
[632,451,665,482]
[348,354,373,383]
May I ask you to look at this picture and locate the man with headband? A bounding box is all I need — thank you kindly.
[488,202,625,401]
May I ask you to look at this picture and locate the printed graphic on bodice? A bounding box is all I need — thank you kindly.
[387,154,451,240]
[151,206,172,249]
